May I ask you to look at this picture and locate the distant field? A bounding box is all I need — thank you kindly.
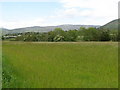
[2,41,118,88]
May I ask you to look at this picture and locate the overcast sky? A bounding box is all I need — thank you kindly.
[0,0,119,29]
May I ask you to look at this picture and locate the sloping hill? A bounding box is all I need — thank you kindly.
[1,19,119,35]
[0,28,10,35]
[2,25,100,35]
[101,19,118,30]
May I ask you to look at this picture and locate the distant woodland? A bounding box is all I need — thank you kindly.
[2,27,119,42]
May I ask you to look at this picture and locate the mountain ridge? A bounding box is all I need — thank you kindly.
[1,19,118,35]
[1,25,100,35]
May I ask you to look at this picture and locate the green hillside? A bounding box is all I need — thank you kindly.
[101,19,118,30]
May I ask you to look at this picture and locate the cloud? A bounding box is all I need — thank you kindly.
[59,0,118,22]
[0,18,46,29]
[54,8,93,18]
[1,0,119,29]
[0,0,59,2]
[59,0,118,9]
[0,17,69,29]
[49,0,119,25]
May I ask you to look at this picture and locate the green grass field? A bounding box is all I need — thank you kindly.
[2,41,118,88]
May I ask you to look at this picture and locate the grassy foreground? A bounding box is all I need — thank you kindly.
[2,41,118,88]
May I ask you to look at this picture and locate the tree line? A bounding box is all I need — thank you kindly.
[2,27,119,42]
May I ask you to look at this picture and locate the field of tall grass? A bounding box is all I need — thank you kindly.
[2,41,118,88]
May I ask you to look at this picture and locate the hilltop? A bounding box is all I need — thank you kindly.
[1,25,99,35]
[1,19,119,35]
[100,19,118,30]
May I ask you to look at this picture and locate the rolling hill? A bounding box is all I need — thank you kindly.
[1,25,100,35]
[0,28,9,35]
[100,19,118,30]
[1,19,119,35]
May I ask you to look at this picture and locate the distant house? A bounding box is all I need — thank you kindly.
[3,36,17,38]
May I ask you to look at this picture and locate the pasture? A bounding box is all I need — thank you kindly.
[2,41,118,88]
